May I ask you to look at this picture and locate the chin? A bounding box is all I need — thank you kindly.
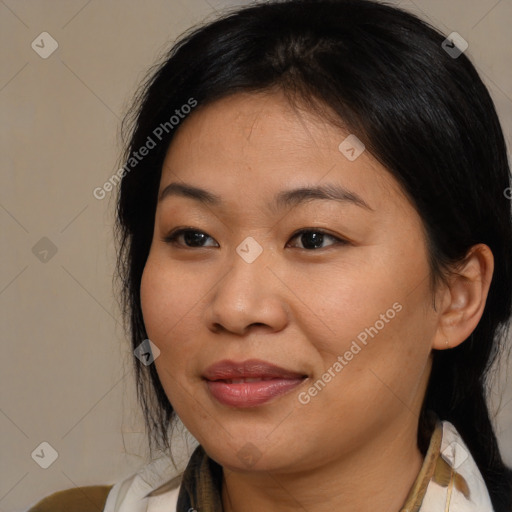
[201,429,310,473]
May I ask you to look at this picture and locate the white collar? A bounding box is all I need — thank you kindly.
[414,421,494,511]
[103,452,183,512]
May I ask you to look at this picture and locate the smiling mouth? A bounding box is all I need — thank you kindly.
[202,359,308,407]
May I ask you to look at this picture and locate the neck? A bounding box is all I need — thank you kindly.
[221,418,425,512]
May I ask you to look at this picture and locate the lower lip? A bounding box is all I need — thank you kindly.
[206,378,305,407]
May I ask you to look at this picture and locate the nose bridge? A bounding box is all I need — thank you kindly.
[206,235,287,333]
[221,234,273,300]
[235,234,266,265]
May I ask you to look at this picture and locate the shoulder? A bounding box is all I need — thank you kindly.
[25,485,114,512]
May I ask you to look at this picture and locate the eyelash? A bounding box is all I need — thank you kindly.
[162,227,348,250]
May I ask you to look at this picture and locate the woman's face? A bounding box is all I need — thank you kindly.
[140,90,440,473]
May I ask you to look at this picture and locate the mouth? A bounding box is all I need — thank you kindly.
[202,359,308,407]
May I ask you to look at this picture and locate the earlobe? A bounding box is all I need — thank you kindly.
[432,244,494,351]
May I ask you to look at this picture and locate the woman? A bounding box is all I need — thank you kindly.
[28,0,512,510]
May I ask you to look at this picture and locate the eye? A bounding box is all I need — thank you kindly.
[286,229,348,250]
[162,227,348,250]
[162,228,219,248]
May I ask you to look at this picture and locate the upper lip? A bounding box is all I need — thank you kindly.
[202,359,306,381]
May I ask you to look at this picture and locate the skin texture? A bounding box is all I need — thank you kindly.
[140,90,494,512]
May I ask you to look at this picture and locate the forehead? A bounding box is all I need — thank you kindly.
[159,90,410,217]
[167,90,342,157]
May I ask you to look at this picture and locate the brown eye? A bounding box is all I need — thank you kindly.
[162,227,348,250]
[287,229,348,250]
[162,228,219,248]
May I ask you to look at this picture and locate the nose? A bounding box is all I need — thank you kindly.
[204,243,289,336]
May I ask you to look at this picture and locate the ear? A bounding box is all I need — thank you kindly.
[432,244,494,351]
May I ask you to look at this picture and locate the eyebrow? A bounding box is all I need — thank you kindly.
[158,182,374,212]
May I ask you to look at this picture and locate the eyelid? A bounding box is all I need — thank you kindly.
[162,227,349,249]
[161,226,219,247]
[287,228,348,248]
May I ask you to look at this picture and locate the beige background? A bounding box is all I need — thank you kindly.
[1,1,511,511]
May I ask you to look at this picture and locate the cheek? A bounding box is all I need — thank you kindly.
[297,262,401,357]
[140,256,194,339]
[139,258,195,404]
[304,255,433,409]
[140,259,165,338]
[140,257,186,372]
[139,256,205,371]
